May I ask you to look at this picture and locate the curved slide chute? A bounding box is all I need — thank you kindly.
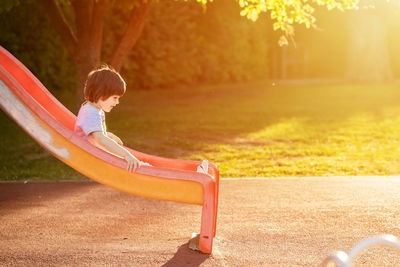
[0,46,219,253]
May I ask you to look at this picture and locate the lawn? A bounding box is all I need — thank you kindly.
[1,81,400,180]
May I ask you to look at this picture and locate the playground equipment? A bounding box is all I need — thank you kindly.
[321,234,400,266]
[0,46,219,254]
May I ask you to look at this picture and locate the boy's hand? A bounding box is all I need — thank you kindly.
[124,153,140,172]
[107,132,123,146]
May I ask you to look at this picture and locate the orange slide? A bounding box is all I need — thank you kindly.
[0,46,219,254]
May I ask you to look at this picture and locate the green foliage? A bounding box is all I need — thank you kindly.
[123,0,271,89]
[0,0,76,91]
[237,0,358,44]
[121,1,206,88]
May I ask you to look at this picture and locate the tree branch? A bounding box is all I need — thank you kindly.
[39,0,78,56]
[109,1,152,71]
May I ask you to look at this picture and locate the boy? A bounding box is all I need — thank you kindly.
[74,65,209,174]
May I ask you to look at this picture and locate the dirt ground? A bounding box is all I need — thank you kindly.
[1,177,400,266]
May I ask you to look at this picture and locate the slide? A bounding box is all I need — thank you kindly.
[0,46,219,254]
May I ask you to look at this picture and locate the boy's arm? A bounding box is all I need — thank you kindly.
[107,132,123,145]
[88,132,139,172]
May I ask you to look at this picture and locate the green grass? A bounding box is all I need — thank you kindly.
[2,81,400,180]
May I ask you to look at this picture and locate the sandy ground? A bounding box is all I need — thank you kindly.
[1,177,400,266]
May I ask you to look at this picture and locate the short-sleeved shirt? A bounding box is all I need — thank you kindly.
[74,102,107,137]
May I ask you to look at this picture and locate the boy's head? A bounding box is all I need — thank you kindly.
[84,65,126,104]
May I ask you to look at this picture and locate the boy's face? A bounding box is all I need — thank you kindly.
[97,95,120,112]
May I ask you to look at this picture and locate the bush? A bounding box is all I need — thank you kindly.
[124,0,271,89]
[0,0,76,92]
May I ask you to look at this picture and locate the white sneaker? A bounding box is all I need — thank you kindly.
[197,160,209,174]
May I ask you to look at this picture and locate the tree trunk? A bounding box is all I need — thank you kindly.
[347,10,393,83]
[71,0,105,106]
[74,57,98,106]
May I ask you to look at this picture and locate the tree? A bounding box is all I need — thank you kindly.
[2,0,359,102]
[39,0,152,103]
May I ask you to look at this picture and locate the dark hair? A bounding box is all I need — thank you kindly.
[84,65,126,103]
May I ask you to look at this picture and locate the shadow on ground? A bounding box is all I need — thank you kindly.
[161,242,209,267]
